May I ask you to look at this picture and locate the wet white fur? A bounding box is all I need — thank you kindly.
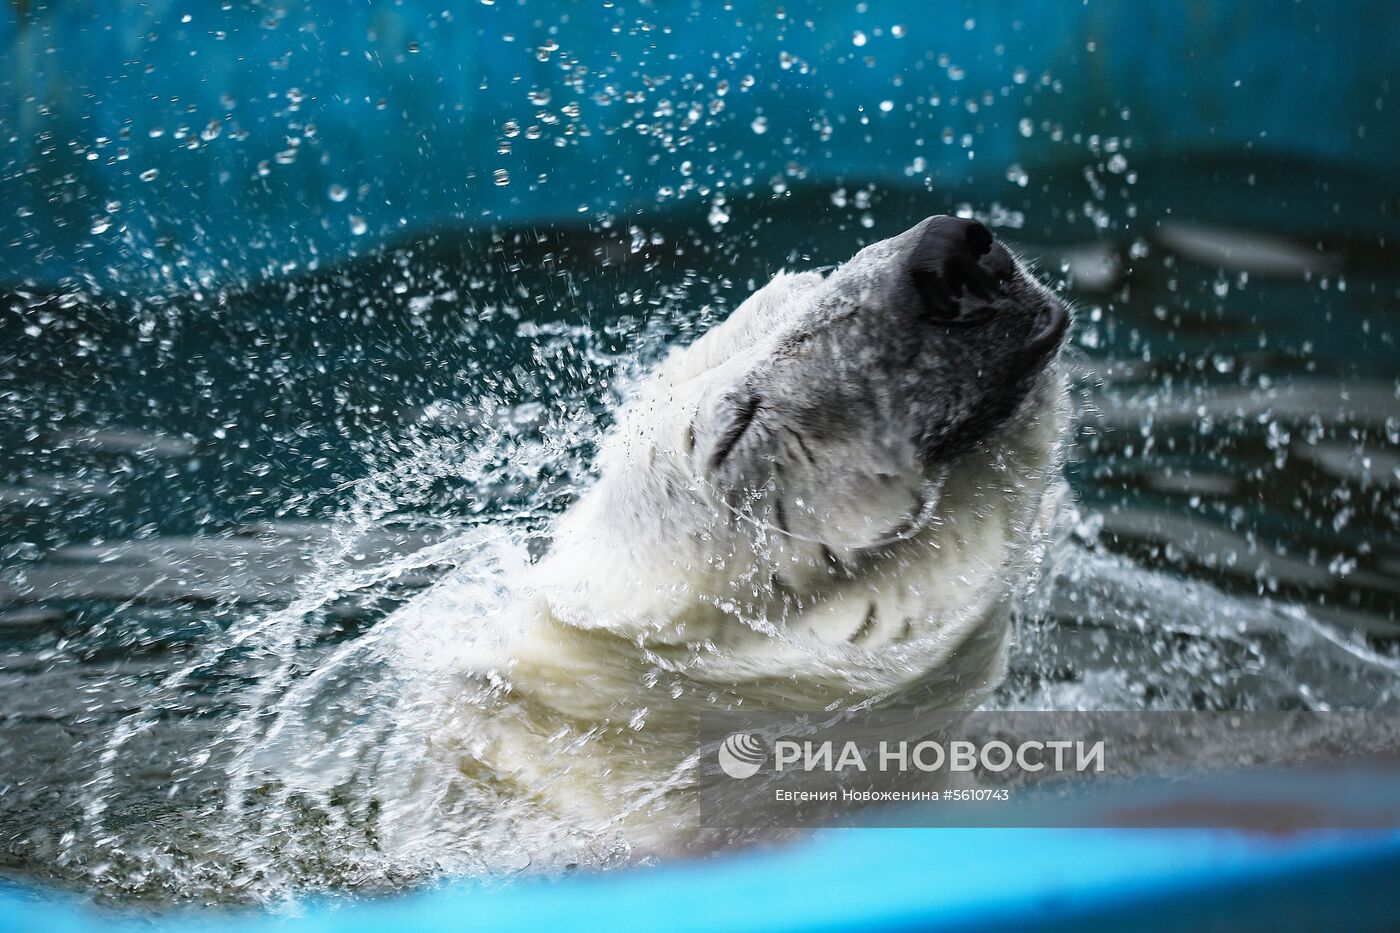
[518,270,1070,711]
[399,267,1070,836]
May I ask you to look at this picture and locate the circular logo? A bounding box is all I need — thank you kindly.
[717,733,767,779]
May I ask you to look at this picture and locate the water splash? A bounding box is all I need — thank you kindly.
[1,214,1396,905]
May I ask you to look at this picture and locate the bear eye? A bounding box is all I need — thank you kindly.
[709,392,761,471]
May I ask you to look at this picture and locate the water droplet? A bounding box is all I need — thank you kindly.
[707,198,730,227]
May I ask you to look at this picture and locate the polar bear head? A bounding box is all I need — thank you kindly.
[540,215,1071,672]
[687,217,1066,490]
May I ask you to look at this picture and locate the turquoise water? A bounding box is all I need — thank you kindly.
[1,161,1398,903]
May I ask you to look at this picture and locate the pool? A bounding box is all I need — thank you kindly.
[2,0,1399,927]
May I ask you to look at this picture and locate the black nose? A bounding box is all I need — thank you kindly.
[908,216,1010,324]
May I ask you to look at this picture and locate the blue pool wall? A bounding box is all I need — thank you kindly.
[3,0,1398,292]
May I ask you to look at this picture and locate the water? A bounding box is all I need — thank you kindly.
[1,177,1398,906]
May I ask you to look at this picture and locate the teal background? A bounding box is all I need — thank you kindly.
[3,0,1397,292]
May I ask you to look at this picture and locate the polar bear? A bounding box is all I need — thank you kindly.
[396,215,1072,842]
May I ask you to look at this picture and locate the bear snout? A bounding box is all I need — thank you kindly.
[1019,300,1071,365]
[907,215,1014,326]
